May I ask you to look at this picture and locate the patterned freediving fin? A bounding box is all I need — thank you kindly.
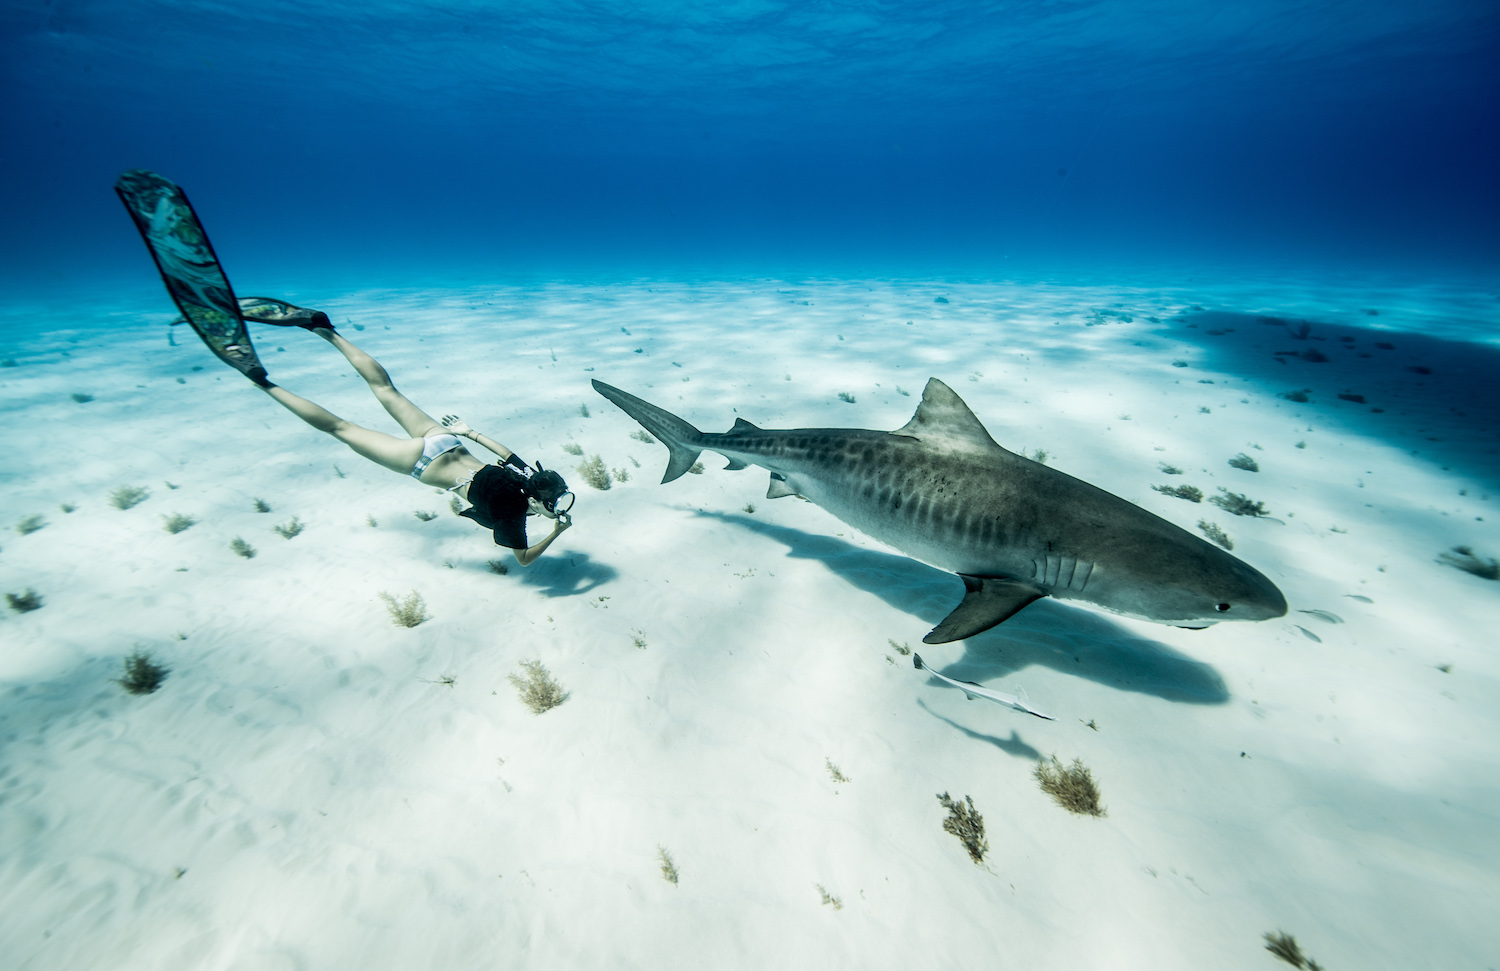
[114,169,267,382]
[236,296,332,330]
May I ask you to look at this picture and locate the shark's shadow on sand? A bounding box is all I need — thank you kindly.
[698,511,1230,706]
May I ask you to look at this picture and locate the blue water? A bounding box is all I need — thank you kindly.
[3,0,1498,293]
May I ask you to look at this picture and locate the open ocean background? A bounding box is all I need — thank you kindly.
[2,0,1498,299]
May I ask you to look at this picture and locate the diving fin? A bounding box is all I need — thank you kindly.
[923,575,1046,644]
[238,297,333,331]
[115,169,269,386]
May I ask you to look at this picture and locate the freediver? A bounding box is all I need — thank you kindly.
[114,168,572,566]
[242,304,574,566]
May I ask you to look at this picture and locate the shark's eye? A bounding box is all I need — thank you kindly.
[1216,603,1231,612]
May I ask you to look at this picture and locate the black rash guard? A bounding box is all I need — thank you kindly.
[457,458,532,549]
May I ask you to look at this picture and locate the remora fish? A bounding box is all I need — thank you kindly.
[592,377,1287,642]
[913,654,1054,720]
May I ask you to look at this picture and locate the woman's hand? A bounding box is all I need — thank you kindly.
[441,414,474,438]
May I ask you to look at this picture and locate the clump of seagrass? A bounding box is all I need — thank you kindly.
[253,498,272,513]
[273,516,304,539]
[687,461,705,474]
[379,591,429,628]
[508,658,567,713]
[658,846,679,885]
[413,510,438,522]
[1263,931,1324,969]
[1198,520,1233,550]
[936,792,989,863]
[110,485,150,510]
[162,513,196,534]
[1210,488,1270,517]
[117,650,169,695]
[1153,484,1203,502]
[562,442,584,456]
[1158,462,1184,475]
[1035,756,1106,816]
[631,429,655,443]
[577,455,611,490]
[487,559,510,575]
[1439,546,1500,580]
[229,537,257,558]
[1228,452,1260,472]
[814,883,843,909]
[15,514,47,535]
[7,588,44,613]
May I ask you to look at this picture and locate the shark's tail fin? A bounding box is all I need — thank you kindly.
[913,653,925,670]
[591,379,705,483]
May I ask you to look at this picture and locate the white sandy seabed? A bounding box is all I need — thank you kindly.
[1,276,1497,970]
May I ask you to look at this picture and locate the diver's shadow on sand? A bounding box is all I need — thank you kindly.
[698,511,1229,706]
[917,700,1044,760]
[514,551,615,597]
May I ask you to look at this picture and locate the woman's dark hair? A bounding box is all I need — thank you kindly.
[527,464,569,507]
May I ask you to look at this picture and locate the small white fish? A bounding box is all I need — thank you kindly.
[913,654,1054,720]
[1298,609,1344,624]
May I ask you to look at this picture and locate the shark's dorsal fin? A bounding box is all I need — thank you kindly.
[730,417,761,432]
[894,378,999,449]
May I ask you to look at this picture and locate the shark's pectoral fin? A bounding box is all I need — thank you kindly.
[725,459,749,471]
[922,575,1046,644]
[766,472,799,499]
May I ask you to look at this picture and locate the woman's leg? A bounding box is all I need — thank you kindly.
[313,329,445,438]
[260,384,423,475]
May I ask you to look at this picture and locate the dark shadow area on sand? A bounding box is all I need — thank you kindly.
[697,511,1229,705]
[513,550,616,597]
[917,699,1044,761]
[0,654,133,764]
[1166,309,1500,486]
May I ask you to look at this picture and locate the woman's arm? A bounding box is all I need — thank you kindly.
[442,415,513,462]
[514,516,570,567]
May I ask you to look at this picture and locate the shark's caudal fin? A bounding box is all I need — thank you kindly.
[591,380,705,483]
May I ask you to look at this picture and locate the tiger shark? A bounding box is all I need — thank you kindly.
[592,377,1287,642]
